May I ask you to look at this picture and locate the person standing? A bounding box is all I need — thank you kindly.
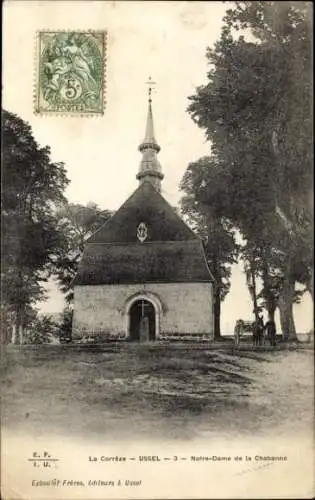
[265,319,277,346]
[252,320,258,346]
[257,315,264,346]
[234,320,243,347]
[252,316,263,347]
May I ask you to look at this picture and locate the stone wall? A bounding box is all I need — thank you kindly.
[72,282,214,341]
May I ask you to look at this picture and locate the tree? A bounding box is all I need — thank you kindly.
[241,243,261,320]
[53,202,113,302]
[186,1,312,339]
[24,314,59,345]
[180,157,239,338]
[58,307,73,343]
[2,110,69,343]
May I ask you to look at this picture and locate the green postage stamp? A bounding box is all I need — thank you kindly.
[35,31,107,115]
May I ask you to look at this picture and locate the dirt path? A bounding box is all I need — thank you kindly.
[1,345,313,442]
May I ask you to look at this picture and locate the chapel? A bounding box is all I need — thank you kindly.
[72,87,215,342]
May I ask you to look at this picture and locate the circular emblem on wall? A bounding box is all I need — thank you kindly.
[137,222,148,243]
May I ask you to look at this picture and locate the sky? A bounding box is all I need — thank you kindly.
[3,0,312,333]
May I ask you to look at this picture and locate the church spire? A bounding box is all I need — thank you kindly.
[137,77,164,192]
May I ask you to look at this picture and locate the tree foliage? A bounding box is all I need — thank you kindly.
[58,307,73,343]
[182,1,312,337]
[180,157,239,337]
[24,314,59,345]
[2,109,70,342]
[53,202,113,302]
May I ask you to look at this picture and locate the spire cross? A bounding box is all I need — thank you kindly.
[146,76,156,103]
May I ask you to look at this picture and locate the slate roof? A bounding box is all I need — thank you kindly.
[75,181,214,285]
[87,181,196,243]
[74,240,213,285]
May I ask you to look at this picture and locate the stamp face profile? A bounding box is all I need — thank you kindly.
[35,31,106,115]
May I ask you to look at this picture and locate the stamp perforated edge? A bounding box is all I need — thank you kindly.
[33,29,108,117]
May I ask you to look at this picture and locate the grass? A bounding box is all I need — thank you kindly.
[1,343,313,443]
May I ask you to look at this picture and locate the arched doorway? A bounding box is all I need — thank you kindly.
[129,299,156,341]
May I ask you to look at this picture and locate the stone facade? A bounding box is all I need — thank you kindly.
[72,282,214,342]
[72,97,215,343]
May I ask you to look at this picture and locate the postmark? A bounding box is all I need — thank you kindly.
[35,31,107,115]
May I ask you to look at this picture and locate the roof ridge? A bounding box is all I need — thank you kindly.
[198,240,215,282]
[157,186,198,239]
[86,183,144,243]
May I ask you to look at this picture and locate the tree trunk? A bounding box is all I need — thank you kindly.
[13,305,26,345]
[267,305,276,322]
[261,259,277,322]
[15,308,21,345]
[278,278,297,341]
[11,323,18,344]
[213,285,221,340]
[248,260,259,321]
[19,323,24,345]
[210,254,222,340]
[307,273,314,302]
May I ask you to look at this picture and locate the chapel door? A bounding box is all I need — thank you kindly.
[129,300,156,341]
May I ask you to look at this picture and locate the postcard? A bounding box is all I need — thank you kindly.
[1,1,314,499]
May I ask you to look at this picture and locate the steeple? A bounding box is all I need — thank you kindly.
[137,78,164,192]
